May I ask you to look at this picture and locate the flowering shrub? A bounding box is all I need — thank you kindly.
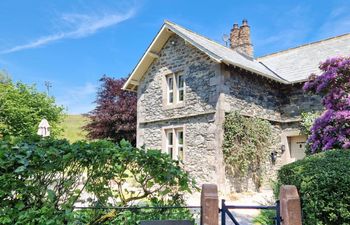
[303,57,350,153]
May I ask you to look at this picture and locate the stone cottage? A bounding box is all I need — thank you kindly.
[123,20,350,193]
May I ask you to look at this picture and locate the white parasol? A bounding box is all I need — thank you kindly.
[37,119,50,137]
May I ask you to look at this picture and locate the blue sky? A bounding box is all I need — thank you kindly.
[0,0,349,114]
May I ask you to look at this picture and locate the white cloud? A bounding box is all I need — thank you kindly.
[56,82,98,114]
[317,4,350,38]
[1,9,135,54]
[254,5,312,55]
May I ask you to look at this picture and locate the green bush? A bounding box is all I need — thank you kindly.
[0,81,64,137]
[277,149,350,225]
[252,210,275,225]
[0,137,196,224]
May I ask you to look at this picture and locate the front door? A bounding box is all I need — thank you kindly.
[289,135,307,161]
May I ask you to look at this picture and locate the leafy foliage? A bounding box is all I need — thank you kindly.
[223,112,272,190]
[303,57,350,153]
[0,81,64,138]
[252,210,275,225]
[74,200,196,225]
[277,149,350,225]
[0,137,195,224]
[300,112,321,136]
[84,76,137,145]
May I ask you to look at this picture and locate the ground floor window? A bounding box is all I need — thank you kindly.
[164,127,184,161]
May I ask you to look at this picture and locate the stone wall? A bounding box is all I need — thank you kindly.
[139,114,218,185]
[279,83,323,120]
[222,67,282,121]
[222,67,323,121]
[137,34,223,187]
[137,34,219,124]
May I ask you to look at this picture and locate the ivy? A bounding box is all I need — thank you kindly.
[223,112,272,190]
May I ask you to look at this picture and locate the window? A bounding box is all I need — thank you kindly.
[177,130,184,160]
[166,73,185,104]
[167,130,174,159]
[167,76,174,104]
[165,128,184,161]
[177,74,184,102]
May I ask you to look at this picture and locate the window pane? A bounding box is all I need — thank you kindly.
[178,131,183,144]
[169,92,174,103]
[167,132,173,145]
[168,77,173,90]
[178,147,183,160]
[179,90,184,101]
[168,147,173,159]
[178,75,184,88]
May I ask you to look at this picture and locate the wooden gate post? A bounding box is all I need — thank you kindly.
[279,185,302,225]
[201,184,219,225]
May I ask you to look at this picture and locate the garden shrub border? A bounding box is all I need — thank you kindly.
[277,149,350,225]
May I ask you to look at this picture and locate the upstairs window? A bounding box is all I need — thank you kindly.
[165,128,184,161]
[166,73,185,104]
[167,75,174,104]
[177,74,184,102]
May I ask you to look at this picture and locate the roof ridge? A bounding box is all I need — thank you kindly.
[164,20,256,61]
[257,32,350,59]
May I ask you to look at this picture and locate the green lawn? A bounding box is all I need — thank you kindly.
[60,114,89,143]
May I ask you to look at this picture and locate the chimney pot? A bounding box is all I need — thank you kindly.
[229,19,253,58]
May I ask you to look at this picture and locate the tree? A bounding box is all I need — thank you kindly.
[84,76,137,144]
[0,81,64,138]
[0,70,11,84]
[303,56,350,153]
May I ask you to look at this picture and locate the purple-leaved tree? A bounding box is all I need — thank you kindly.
[304,56,350,153]
[84,76,137,145]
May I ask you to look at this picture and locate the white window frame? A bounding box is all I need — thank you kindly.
[166,75,174,104]
[166,130,174,159]
[164,127,184,161]
[176,129,184,161]
[177,74,184,103]
[166,72,185,105]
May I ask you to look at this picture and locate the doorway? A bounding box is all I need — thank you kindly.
[288,135,307,161]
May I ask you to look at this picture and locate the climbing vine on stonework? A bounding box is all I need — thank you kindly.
[223,112,272,189]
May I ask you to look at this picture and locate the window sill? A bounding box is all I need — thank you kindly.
[163,102,186,110]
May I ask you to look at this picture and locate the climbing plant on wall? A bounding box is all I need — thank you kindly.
[223,111,272,189]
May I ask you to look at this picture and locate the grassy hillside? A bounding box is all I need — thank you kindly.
[60,114,89,143]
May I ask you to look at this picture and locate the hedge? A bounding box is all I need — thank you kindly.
[277,149,350,225]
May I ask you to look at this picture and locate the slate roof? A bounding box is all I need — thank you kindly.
[123,20,350,91]
[165,21,288,83]
[257,33,350,83]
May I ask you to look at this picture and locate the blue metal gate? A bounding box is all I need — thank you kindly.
[220,199,282,225]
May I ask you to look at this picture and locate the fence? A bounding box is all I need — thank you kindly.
[220,199,281,225]
[70,184,302,225]
[72,205,201,224]
[201,184,302,225]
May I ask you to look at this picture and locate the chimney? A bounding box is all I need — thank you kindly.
[229,19,254,58]
[230,23,240,49]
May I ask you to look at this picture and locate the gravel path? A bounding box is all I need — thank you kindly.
[221,188,275,225]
